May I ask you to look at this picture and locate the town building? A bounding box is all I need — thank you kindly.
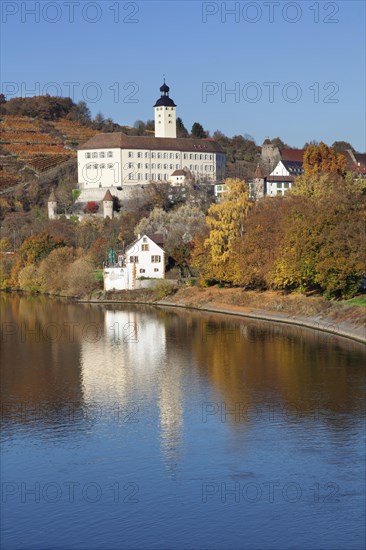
[170,168,193,186]
[343,150,366,177]
[76,82,226,202]
[266,148,304,196]
[104,233,165,291]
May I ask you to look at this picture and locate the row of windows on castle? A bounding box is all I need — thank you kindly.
[87,172,214,184]
[85,162,215,171]
[84,151,221,161]
[87,172,216,185]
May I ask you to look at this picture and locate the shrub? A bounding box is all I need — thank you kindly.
[154,280,177,300]
[18,265,45,293]
[65,257,98,296]
[83,201,99,214]
[72,189,81,202]
[38,246,78,294]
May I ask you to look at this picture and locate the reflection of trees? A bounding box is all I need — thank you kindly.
[1,295,104,428]
[2,296,365,446]
[161,308,365,430]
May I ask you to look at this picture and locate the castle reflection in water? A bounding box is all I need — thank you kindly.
[1,295,365,473]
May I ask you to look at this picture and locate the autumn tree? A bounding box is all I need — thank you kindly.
[271,177,366,297]
[230,196,289,288]
[38,246,79,294]
[200,178,251,283]
[303,142,348,178]
[10,232,65,288]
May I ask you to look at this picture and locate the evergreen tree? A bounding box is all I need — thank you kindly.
[176,117,188,137]
[191,122,207,139]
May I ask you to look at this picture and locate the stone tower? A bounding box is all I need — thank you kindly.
[251,163,266,200]
[48,189,57,220]
[261,138,280,173]
[103,190,114,219]
[154,80,177,138]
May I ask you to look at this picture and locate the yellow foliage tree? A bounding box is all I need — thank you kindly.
[303,142,348,179]
[202,178,251,283]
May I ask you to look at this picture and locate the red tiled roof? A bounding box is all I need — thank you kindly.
[280,148,304,162]
[171,170,186,176]
[147,233,165,246]
[79,133,224,153]
[342,150,366,175]
[171,169,193,178]
[103,190,113,201]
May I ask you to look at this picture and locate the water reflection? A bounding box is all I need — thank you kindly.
[1,295,365,550]
[1,295,365,454]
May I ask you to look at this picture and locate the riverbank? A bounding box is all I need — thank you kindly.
[80,286,366,344]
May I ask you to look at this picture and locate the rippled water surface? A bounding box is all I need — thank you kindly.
[1,295,365,550]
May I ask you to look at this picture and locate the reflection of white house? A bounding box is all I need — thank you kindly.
[80,309,167,403]
[79,307,184,470]
[104,233,165,291]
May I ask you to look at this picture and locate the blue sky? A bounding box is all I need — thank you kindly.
[1,0,365,150]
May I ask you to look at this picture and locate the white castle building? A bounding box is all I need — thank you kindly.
[76,81,226,201]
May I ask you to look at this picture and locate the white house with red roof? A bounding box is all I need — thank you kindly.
[104,233,165,291]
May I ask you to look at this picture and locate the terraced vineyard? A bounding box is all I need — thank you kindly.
[0,115,99,190]
[48,119,98,147]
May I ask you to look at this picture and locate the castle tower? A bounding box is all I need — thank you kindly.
[261,137,280,172]
[154,80,177,138]
[251,163,266,200]
[48,189,57,220]
[103,190,113,219]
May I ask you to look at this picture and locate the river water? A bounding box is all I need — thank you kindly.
[1,295,365,550]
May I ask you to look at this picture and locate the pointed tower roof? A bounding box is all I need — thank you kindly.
[103,190,113,201]
[154,80,176,108]
[160,79,169,93]
[254,163,265,179]
[48,189,57,202]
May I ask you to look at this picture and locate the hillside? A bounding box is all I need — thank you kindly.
[0,115,97,189]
